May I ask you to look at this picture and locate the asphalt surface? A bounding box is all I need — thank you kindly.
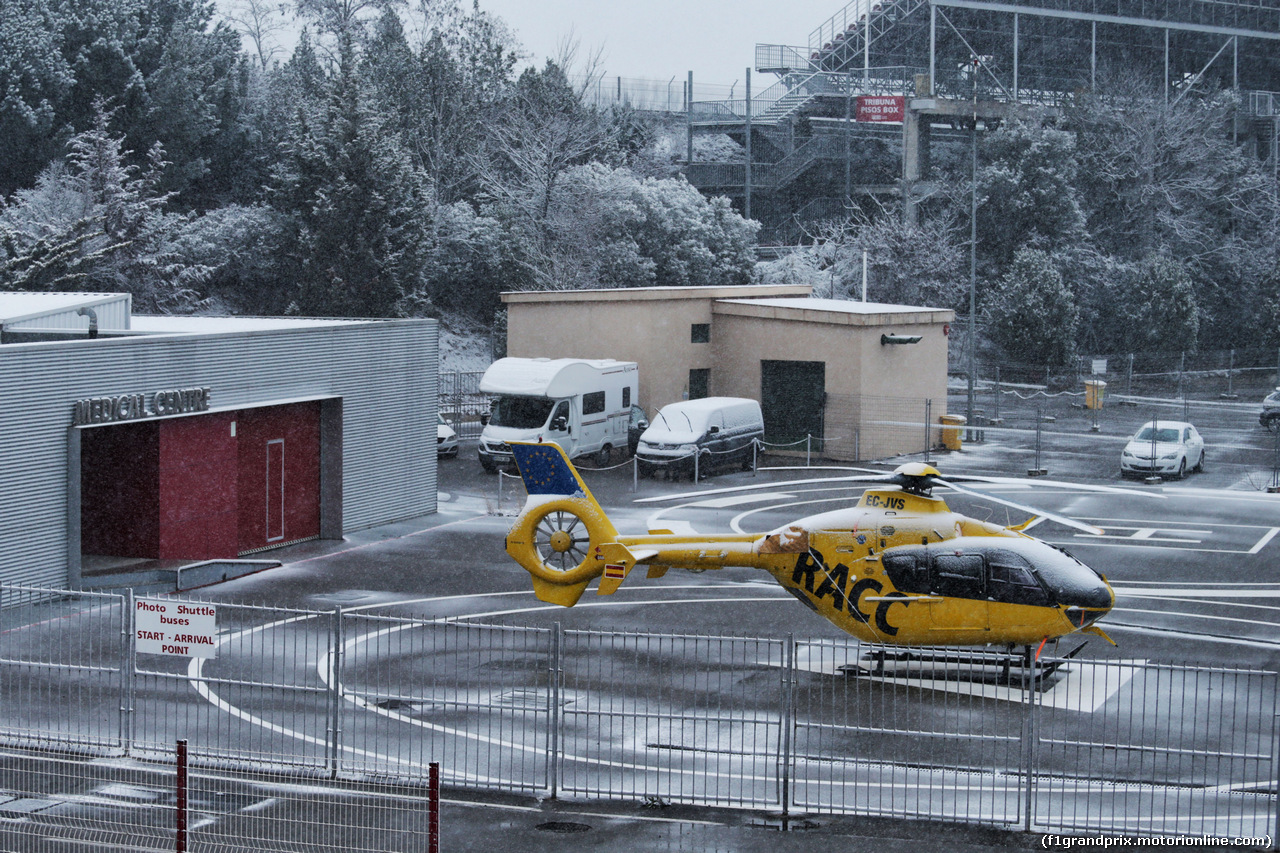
[10,389,1280,852]
[188,424,1280,851]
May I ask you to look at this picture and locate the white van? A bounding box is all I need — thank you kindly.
[478,358,639,472]
[636,397,764,479]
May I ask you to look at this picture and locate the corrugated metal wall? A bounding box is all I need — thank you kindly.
[0,319,437,588]
[6,294,133,331]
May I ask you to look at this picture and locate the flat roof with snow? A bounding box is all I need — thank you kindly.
[131,316,366,334]
[501,284,813,303]
[713,297,953,326]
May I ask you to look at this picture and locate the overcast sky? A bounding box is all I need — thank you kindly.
[475,0,848,88]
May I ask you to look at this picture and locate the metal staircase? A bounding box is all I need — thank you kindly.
[809,0,929,75]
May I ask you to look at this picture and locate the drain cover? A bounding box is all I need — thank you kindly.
[535,821,591,834]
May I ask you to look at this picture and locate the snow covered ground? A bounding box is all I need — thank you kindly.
[437,313,495,374]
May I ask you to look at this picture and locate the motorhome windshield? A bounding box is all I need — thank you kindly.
[489,396,555,429]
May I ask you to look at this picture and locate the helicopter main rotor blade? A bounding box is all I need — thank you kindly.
[757,465,897,479]
[933,477,1106,536]
[934,473,1167,498]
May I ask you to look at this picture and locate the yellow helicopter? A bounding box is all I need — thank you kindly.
[503,441,1119,649]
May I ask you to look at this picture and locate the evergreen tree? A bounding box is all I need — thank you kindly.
[981,248,1079,368]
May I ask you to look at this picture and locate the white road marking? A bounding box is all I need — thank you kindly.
[188,589,791,787]
[1112,587,1280,599]
[1078,526,1208,543]
[685,492,796,508]
[1250,526,1280,554]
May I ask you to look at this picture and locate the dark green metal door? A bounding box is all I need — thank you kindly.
[761,360,825,447]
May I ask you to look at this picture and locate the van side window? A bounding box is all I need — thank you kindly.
[622,387,631,408]
[583,391,606,415]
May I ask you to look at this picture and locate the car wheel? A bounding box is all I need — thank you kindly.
[1194,451,1204,472]
[1177,458,1186,479]
[637,461,654,479]
[1267,414,1280,433]
[596,445,612,467]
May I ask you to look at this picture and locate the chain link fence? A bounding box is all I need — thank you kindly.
[2,584,1277,844]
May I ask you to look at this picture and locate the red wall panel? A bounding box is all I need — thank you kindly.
[80,422,159,557]
[157,413,238,560]
[81,402,322,560]
[236,402,321,553]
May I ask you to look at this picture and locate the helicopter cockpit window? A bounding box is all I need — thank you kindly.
[987,550,1050,607]
[881,551,927,593]
[930,553,984,599]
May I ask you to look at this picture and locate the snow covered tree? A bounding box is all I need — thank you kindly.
[974,117,1088,271]
[981,248,1078,368]
[0,100,209,311]
[270,24,431,317]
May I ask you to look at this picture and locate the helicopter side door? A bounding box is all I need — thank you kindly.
[986,548,1052,629]
[927,551,989,633]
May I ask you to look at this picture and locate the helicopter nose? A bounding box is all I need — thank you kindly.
[1064,578,1114,626]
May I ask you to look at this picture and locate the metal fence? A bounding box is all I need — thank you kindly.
[954,346,1280,402]
[438,370,489,441]
[2,583,1277,843]
[0,748,438,853]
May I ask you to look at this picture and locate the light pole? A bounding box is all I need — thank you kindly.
[967,55,979,439]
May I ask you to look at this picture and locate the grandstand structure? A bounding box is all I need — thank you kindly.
[684,0,1280,243]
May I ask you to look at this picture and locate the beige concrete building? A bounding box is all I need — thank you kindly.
[502,285,955,461]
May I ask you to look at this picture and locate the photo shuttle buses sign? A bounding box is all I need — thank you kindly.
[135,599,218,658]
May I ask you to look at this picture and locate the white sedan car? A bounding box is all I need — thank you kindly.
[1120,420,1204,479]
[437,413,458,458]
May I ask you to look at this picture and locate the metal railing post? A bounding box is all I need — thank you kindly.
[429,762,441,853]
[1271,675,1280,849]
[549,622,562,798]
[780,633,795,822]
[806,434,812,466]
[694,450,700,481]
[752,438,758,475]
[1033,402,1044,474]
[121,589,136,756]
[327,606,344,778]
[176,738,189,853]
[924,398,933,463]
[1022,645,1037,833]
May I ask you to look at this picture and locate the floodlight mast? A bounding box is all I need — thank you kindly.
[967,54,979,440]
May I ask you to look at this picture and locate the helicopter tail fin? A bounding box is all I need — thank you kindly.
[505,442,620,607]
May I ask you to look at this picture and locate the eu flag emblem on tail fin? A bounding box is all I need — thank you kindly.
[511,442,584,496]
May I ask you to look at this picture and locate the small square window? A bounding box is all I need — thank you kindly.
[691,323,710,344]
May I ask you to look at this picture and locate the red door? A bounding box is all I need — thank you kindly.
[237,403,321,553]
[266,439,285,542]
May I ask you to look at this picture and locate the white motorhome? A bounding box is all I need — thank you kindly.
[478,357,639,472]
